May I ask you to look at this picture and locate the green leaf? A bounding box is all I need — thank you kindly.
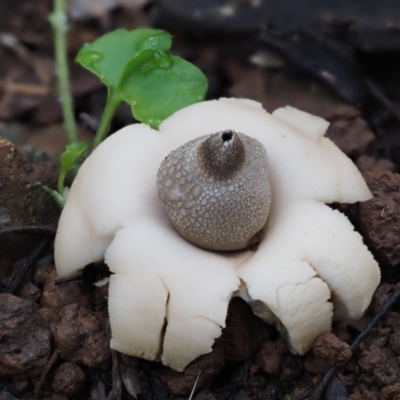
[76,28,208,134]
[76,29,172,89]
[120,55,208,129]
[60,142,88,177]
[58,141,88,193]
[43,142,86,209]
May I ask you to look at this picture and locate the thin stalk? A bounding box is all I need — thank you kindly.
[57,165,67,194]
[49,0,78,144]
[93,90,120,148]
[188,371,201,400]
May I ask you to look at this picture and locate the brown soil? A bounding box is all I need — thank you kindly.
[2,1,400,399]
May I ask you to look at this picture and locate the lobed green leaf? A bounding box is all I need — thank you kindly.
[76,28,172,88]
[76,28,208,130]
[121,55,208,128]
[60,142,88,177]
[58,141,88,193]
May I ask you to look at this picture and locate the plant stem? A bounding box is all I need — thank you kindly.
[93,90,120,148]
[57,166,67,194]
[49,0,78,144]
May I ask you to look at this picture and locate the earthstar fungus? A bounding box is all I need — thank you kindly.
[55,98,380,371]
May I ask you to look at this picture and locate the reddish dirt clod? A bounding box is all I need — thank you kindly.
[358,171,400,267]
[51,362,86,396]
[54,303,110,369]
[255,337,287,374]
[0,293,52,379]
[40,266,91,309]
[303,331,352,374]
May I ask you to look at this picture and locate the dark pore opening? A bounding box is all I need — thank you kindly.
[221,130,234,142]
[199,130,245,181]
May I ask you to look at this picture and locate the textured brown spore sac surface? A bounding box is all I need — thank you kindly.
[358,170,400,266]
[157,131,271,251]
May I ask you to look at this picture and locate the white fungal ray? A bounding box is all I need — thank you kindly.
[239,199,378,354]
[55,98,380,371]
[55,123,162,277]
[105,219,245,371]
